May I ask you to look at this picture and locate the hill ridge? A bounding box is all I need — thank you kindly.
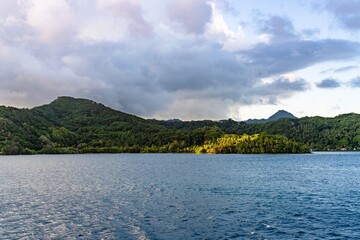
[0,97,359,154]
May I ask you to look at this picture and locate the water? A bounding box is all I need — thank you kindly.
[1,153,360,239]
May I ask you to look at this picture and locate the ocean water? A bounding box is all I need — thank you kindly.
[1,153,360,239]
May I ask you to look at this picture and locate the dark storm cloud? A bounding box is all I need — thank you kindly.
[154,41,249,92]
[49,35,314,118]
[325,0,360,30]
[316,78,341,89]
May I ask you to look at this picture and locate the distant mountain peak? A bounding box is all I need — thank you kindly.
[245,110,297,124]
[268,110,297,121]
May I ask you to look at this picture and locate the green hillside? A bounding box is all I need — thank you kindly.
[8,96,359,154]
[238,114,360,150]
[156,113,360,151]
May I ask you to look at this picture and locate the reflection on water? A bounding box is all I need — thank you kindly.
[1,153,360,239]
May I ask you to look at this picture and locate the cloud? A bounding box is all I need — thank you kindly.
[26,0,75,43]
[167,0,212,35]
[257,15,297,42]
[159,97,234,120]
[316,78,341,89]
[97,0,152,36]
[320,65,359,74]
[240,39,360,77]
[250,76,309,104]
[325,0,360,30]
[215,0,239,16]
[155,75,309,119]
[334,66,359,73]
[301,28,320,38]
[0,41,108,107]
[0,1,359,120]
[350,76,360,87]
[204,2,250,51]
[264,77,309,92]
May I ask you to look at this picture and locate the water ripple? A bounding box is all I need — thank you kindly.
[1,153,360,239]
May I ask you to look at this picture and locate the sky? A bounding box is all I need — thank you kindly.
[0,0,360,121]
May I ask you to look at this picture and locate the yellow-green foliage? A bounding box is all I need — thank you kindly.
[195,133,310,154]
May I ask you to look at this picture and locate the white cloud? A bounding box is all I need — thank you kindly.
[0,1,20,19]
[26,0,75,43]
[78,18,127,43]
[205,2,251,50]
[96,0,152,36]
[167,0,212,35]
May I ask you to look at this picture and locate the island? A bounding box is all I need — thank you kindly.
[1,96,359,155]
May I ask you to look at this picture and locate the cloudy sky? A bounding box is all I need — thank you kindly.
[0,0,360,120]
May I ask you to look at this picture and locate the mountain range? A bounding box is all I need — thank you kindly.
[0,96,359,154]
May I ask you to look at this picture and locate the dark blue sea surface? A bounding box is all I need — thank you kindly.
[1,153,360,239]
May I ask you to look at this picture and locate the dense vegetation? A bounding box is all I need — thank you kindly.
[156,114,360,151]
[2,96,357,155]
[189,133,310,154]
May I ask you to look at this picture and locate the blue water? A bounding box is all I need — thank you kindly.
[1,153,360,239]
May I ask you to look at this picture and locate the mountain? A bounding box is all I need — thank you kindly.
[152,112,360,151]
[1,96,359,154]
[0,97,169,154]
[245,110,297,124]
[240,113,360,151]
[0,97,309,154]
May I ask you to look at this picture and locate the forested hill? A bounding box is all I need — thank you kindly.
[0,97,357,154]
[156,113,360,151]
[241,114,360,150]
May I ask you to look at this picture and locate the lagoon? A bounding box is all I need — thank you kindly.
[1,153,360,239]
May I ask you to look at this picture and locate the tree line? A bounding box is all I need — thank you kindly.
[2,96,357,155]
